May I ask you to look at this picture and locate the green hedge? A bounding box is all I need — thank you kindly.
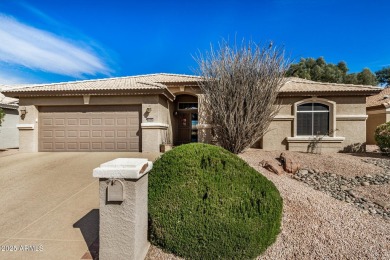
[375,121,390,152]
[148,143,283,259]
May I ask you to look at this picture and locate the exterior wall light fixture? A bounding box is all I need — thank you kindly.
[20,106,27,119]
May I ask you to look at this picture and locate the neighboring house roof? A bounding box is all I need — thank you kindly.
[366,87,390,109]
[2,73,381,98]
[280,77,381,96]
[0,86,19,110]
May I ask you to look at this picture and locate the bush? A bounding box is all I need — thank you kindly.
[0,108,5,126]
[375,121,390,153]
[148,143,283,259]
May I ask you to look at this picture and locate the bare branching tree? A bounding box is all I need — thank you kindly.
[195,39,288,154]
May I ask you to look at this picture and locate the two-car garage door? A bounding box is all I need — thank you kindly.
[39,106,141,152]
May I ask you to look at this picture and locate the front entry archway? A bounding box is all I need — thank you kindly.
[173,94,198,145]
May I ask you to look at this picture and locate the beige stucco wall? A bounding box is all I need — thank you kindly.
[0,108,19,149]
[366,109,388,145]
[333,96,367,150]
[16,88,371,153]
[18,95,169,152]
[18,105,39,152]
[262,120,291,150]
[261,95,368,152]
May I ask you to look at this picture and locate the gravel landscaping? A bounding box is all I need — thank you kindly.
[146,149,390,259]
[293,167,390,219]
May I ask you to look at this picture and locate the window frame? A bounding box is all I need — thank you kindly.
[297,103,330,136]
[293,98,336,137]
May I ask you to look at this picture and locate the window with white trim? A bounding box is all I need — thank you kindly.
[297,103,329,136]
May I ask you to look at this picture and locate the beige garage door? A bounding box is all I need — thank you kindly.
[39,106,141,152]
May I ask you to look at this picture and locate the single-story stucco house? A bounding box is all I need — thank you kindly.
[0,90,19,150]
[366,87,390,144]
[2,73,381,153]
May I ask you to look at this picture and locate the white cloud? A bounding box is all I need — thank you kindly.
[0,70,30,85]
[0,14,111,77]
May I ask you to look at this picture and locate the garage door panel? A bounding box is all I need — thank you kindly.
[104,131,115,138]
[104,143,115,150]
[55,143,65,150]
[116,118,127,125]
[92,142,102,149]
[55,119,65,126]
[79,143,90,150]
[42,131,53,138]
[130,118,138,124]
[67,118,78,125]
[92,130,102,138]
[42,118,53,126]
[67,130,78,138]
[91,118,102,125]
[116,142,127,150]
[42,142,53,150]
[117,130,127,138]
[79,131,90,138]
[55,131,65,138]
[79,119,90,125]
[129,143,139,150]
[67,143,78,150]
[39,106,141,152]
[104,118,115,125]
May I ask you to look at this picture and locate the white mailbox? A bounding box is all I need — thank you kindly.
[93,158,153,179]
[107,179,125,202]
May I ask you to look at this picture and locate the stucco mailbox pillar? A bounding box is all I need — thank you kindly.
[93,158,153,260]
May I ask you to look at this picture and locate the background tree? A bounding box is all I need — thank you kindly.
[195,39,288,154]
[356,68,377,85]
[286,57,346,83]
[375,66,390,87]
[0,108,4,126]
[286,57,377,86]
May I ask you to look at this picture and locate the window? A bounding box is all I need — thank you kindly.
[178,102,198,110]
[297,103,329,136]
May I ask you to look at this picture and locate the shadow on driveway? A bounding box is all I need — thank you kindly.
[74,209,99,260]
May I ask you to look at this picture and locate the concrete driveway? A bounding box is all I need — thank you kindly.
[0,151,159,260]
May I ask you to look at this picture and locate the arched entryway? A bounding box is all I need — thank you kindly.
[173,94,198,145]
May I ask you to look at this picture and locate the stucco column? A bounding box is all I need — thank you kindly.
[197,94,213,143]
[17,105,39,152]
[93,158,153,260]
[141,123,168,152]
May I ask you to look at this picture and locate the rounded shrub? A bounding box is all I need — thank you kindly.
[375,121,390,152]
[148,143,283,259]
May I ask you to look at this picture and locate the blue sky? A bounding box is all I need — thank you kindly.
[0,0,389,84]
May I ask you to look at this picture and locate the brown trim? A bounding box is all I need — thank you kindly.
[366,104,386,110]
[5,88,175,101]
[279,90,381,97]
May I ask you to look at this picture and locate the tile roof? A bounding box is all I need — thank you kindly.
[281,77,381,94]
[0,85,19,109]
[2,74,381,97]
[0,92,18,109]
[366,87,390,108]
[2,73,200,93]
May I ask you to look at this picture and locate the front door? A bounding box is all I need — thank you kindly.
[177,112,198,145]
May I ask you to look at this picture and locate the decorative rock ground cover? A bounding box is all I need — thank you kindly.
[292,157,390,220]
